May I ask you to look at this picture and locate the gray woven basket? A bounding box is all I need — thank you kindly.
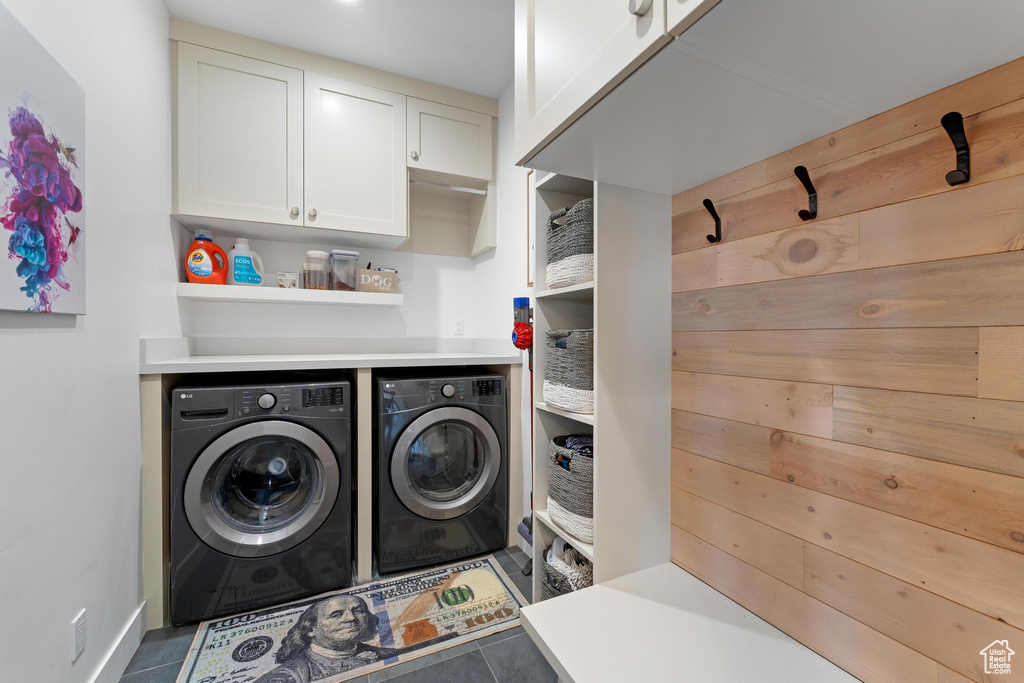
[545,198,594,289]
[543,329,594,414]
[540,543,593,601]
[547,435,594,543]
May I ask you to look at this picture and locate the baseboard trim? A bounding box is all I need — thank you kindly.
[90,601,147,683]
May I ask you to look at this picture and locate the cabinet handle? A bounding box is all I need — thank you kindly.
[308,208,318,220]
[290,206,300,218]
[629,0,653,16]
[410,150,420,161]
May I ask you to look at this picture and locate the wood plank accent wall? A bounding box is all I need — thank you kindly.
[670,58,1024,683]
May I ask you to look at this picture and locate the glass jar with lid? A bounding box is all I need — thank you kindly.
[303,250,329,290]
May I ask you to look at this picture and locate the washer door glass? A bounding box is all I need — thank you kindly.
[392,407,500,520]
[185,421,340,558]
[211,436,319,533]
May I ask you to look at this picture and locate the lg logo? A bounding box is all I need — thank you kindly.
[180,393,193,399]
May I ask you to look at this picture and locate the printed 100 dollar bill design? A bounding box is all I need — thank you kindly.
[177,556,525,683]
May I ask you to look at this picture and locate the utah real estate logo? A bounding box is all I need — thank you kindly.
[980,640,1015,675]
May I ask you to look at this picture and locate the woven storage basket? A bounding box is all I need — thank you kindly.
[540,540,593,601]
[543,329,594,414]
[545,198,594,289]
[547,435,594,543]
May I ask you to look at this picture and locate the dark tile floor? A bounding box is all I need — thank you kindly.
[119,546,555,683]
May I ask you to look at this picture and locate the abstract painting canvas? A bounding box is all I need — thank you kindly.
[0,3,85,314]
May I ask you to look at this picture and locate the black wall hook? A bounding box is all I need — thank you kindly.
[941,111,970,186]
[794,166,817,221]
[703,198,721,243]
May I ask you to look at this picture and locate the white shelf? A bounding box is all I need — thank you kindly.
[520,564,855,683]
[535,401,595,426]
[534,172,593,197]
[177,282,403,306]
[534,509,595,562]
[535,281,594,301]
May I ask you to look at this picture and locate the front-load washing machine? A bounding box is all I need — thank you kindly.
[375,371,508,574]
[170,378,352,625]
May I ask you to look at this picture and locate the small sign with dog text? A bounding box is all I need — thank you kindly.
[357,269,399,294]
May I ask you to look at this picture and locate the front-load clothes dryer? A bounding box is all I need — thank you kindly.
[375,371,508,574]
[169,379,352,625]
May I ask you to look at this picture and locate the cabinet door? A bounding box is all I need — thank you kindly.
[514,0,671,164]
[667,0,719,36]
[176,43,303,225]
[407,98,493,181]
[305,74,407,237]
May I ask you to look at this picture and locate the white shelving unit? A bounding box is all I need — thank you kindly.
[176,282,403,306]
[529,172,671,603]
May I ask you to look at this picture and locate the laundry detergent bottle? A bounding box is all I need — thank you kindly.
[185,229,227,284]
[227,238,265,286]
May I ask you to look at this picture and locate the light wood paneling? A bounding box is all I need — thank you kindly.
[671,487,803,588]
[770,431,1024,554]
[671,371,832,438]
[671,247,717,292]
[673,250,1024,331]
[672,449,1024,630]
[670,525,940,682]
[672,57,1024,215]
[673,96,1024,253]
[803,543,1024,682]
[670,410,771,474]
[670,62,1024,678]
[672,328,978,396]
[859,173,1024,269]
[979,326,1024,401]
[713,215,859,289]
[832,386,1024,478]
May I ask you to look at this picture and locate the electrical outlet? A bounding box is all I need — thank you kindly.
[70,609,86,662]
[455,319,464,336]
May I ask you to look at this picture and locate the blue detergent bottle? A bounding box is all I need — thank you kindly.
[227,238,265,286]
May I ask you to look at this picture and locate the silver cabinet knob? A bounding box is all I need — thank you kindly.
[308,208,318,220]
[290,206,300,218]
[629,0,653,16]
[410,151,419,161]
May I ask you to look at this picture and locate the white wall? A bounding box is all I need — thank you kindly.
[483,86,534,536]
[0,1,179,682]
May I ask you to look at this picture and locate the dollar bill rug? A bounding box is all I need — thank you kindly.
[175,555,525,683]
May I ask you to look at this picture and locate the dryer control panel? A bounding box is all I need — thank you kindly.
[379,374,505,413]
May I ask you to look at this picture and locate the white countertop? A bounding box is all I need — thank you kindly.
[520,563,855,683]
[140,351,522,374]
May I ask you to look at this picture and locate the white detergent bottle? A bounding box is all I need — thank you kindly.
[227,238,265,286]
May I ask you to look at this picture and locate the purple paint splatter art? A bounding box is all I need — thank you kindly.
[0,106,82,311]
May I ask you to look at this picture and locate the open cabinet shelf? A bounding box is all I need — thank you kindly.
[177,282,403,306]
[528,172,670,606]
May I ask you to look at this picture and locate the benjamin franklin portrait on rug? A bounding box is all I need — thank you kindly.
[254,595,399,683]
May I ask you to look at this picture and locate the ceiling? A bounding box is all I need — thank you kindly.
[162,0,514,99]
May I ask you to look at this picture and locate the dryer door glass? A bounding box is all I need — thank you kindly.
[407,422,483,503]
[184,421,340,558]
[391,407,501,520]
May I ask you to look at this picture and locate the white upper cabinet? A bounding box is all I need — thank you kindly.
[514,0,719,165]
[515,0,669,165]
[304,74,408,237]
[407,98,493,181]
[175,43,304,224]
[667,0,720,36]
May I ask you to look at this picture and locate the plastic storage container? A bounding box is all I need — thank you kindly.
[329,249,359,291]
[303,250,329,290]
